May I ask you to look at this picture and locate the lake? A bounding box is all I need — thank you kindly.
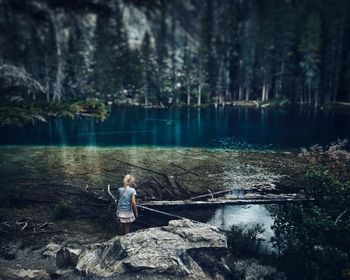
[1,106,349,149]
[1,106,348,254]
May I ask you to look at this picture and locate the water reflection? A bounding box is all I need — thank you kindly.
[1,107,349,148]
[207,204,276,251]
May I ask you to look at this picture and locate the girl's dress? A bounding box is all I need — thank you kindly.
[116,185,137,223]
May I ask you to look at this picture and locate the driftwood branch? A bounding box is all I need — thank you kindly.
[334,209,349,225]
[139,205,188,220]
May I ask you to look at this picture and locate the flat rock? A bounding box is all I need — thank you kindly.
[76,219,233,279]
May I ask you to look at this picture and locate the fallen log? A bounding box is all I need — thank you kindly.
[142,194,314,209]
[188,188,238,200]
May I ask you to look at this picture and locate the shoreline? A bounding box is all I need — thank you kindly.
[2,100,350,128]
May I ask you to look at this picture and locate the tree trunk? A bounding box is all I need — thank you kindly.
[50,11,66,102]
[187,84,191,106]
[262,83,266,102]
[332,13,346,103]
[197,84,201,106]
[144,84,148,106]
[245,88,250,101]
[44,52,50,102]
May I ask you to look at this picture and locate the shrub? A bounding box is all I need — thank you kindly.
[299,139,350,180]
[53,200,74,220]
[271,166,350,279]
[226,223,265,258]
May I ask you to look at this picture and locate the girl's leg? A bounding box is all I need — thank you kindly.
[123,223,131,235]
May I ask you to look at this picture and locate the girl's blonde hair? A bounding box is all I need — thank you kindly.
[123,174,136,186]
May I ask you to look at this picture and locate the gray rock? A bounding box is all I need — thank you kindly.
[49,268,76,280]
[75,219,233,279]
[0,268,50,280]
[56,248,82,269]
[42,242,61,258]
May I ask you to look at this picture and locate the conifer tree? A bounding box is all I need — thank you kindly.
[299,12,322,106]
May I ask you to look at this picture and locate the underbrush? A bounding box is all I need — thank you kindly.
[226,223,266,258]
[270,140,350,279]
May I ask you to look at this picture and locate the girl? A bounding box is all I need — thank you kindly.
[107,174,138,235]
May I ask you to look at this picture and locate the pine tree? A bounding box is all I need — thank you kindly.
[155,2,169,104]
[94,2,129,99]
[141,32,157,105]
[182,38,193,106]
[299,12,322,107]
[200,0,217,101]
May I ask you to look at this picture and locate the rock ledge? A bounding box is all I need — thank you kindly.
[76,219,233,279]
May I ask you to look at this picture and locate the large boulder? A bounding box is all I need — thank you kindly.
[75,219,234,279]
[56,247,81,269]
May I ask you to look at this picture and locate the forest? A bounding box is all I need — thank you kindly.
[1,0,350,109]
[1,1,350,279]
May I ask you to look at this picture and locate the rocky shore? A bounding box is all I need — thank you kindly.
[0,219,235,280]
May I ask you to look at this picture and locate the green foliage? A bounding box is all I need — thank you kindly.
[305,168,350,204]
[0,100,110,127]
[271,167,350,279]
[226,224,265,258]
[53,199,74,220]
[299,139,350,180]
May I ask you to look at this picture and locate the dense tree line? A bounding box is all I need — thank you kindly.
[203,0,350,106]
[0,0,350,107]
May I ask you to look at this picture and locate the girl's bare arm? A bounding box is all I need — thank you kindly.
[131,195,138,217]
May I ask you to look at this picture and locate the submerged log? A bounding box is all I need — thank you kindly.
[170,162,200,177]
[115,159,166,176]
[151,176,175,198]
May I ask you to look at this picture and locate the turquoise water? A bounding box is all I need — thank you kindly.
[1,107,349,149]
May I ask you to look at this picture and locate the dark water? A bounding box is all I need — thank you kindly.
[1,106,349,149]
